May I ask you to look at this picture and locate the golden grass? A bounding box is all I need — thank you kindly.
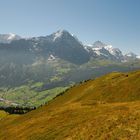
[0,70,140,140]
[0,110,8,119]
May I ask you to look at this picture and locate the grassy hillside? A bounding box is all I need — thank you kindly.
[0,70,140,140]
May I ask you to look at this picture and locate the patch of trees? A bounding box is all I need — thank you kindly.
[0,106,36,114]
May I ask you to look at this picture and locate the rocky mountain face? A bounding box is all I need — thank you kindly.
[31,30,90,64]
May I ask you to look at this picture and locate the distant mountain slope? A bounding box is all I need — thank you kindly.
[0,70,140,140]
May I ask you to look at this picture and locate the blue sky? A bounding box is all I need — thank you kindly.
[0,0,140,54]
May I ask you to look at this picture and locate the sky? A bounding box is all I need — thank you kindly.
[0,0,140,54]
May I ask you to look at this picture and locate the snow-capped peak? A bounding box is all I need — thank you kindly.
[53,30,64,41]
[51,29,75,41]
[84,41,124,61]
[7,33,17,40]
[104,45,122,56]
[0,33,21,43]
[124,52,140,61]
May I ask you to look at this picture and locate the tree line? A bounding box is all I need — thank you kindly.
[0,106,36,114]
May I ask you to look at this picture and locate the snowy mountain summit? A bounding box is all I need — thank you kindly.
[47,30,77,42]
[85,41,140,62]
[85,41,124,61]
[0,33,21,43]
[124,52,140,61]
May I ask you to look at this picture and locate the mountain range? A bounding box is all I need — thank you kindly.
[0,30,139,63]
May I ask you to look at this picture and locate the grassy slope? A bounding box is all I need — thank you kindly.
[0,110,8,119]
[0,70,140,139]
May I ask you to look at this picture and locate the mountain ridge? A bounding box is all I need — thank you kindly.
[0,30,139,63]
